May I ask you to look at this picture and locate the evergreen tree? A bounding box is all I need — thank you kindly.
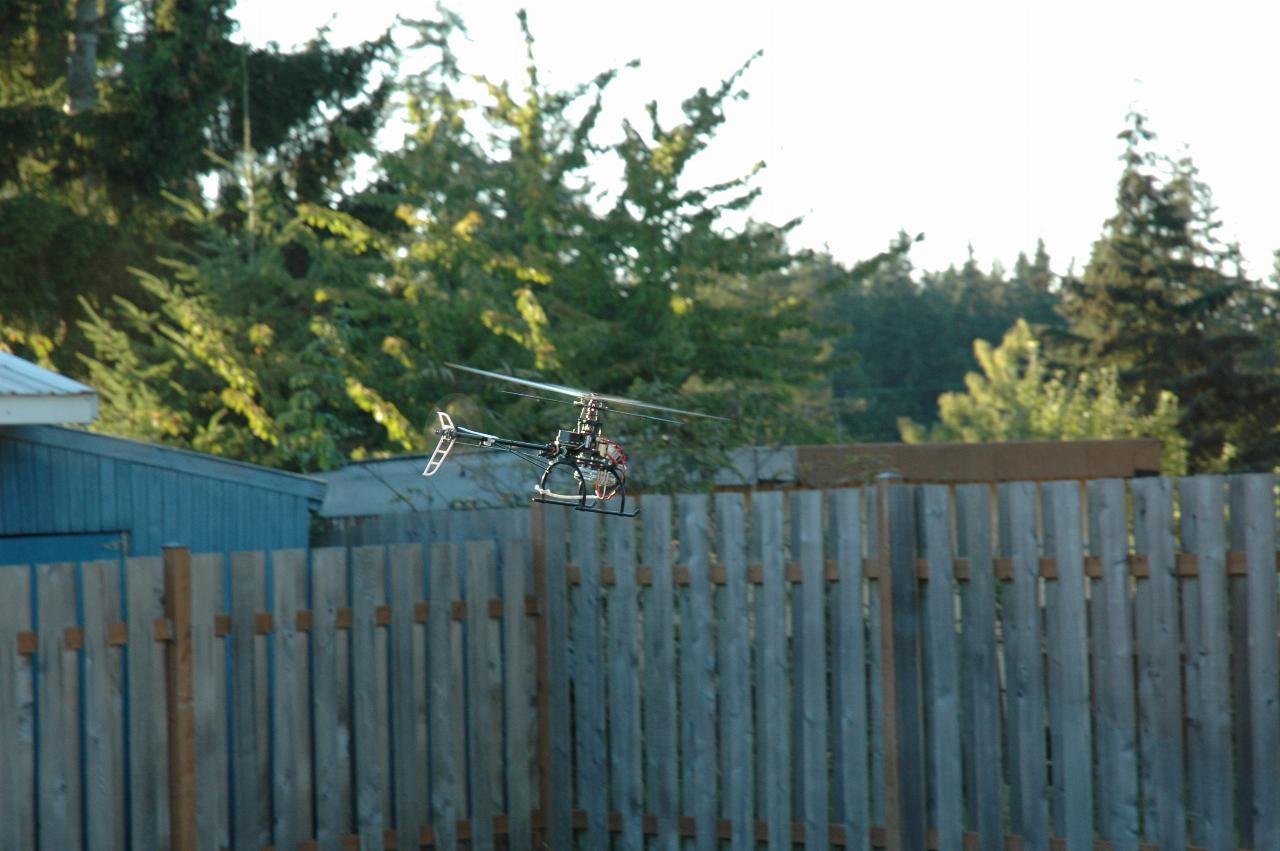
[1008,239,1062,328]
[0,0,392,366]
[831,235,1064,441]
[1058,111,1280,471]
[79,174,403,470]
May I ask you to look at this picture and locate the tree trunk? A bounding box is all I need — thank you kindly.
[65,0,99,115]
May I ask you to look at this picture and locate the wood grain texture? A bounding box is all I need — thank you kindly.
[753,491,791,851]
[1042,481,1093,851]
[37,562,81,851]
[482,546,505,825]
[886,484,925,851]
[371,546,393,830]
[413,547,431,836]
[502,540,533,851]
[1178,476,1232,851]
[163,547,198,851]
[571,510,609,849]
[865,491,886,829]
[828,489,868,851]
[919,486,961,851]
[310,547,347,850]
[191,552,229,851]
[351,546,386,850]
[998,483,1048,851]
[272,549,313,849]
[230,552,265,851]
[428,542,461,851]
[128,556,168,851]
[1227,523,1253,851]
[955,484,1002,851]
[82,559,125,851]
[1086,480,1138,851]
[0,566,31,851]
[714,492,754,850]
[642,495,680,851]
[466,541,499,850]
[1231,474,1280,849]
[539,505,572,850]
[389,543,424,851]
[1131,478,1185,851]
[678,494,717,851]
[607,510,644,851]
[792,490,829,851]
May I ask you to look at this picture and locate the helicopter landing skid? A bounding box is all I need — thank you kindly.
[533,458,638,517]
[531,495,639,518]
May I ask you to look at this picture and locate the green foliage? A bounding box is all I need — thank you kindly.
[1057,111,1280,472]
[831,234,1064,441]
[902,320,1187,475]
[0,0,392,368]
[79,181,409,470]
[368,15,849,488]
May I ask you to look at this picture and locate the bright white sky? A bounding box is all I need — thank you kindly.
[234,1,1280,279]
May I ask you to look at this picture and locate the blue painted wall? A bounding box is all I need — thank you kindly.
[0,425,325,559]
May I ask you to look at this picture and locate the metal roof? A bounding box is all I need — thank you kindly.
[0,352,98,424]
[1,424,327,503]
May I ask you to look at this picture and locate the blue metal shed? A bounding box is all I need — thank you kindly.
[0,425,325,563]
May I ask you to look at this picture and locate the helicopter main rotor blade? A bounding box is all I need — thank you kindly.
[445,362,733,421]
[600,406,682,425]
[446,363,589,400]
[591,392,733,421]
[500,389,682,424]
[498,389,579,408]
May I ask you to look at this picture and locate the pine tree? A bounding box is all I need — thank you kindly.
[1058,111,1280,471]
[830,235,1065,441]
[79,177,405,470]
[0,0,392,367]
[1008,239,1061,329]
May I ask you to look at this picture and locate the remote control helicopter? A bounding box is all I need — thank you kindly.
[422,363,728,517]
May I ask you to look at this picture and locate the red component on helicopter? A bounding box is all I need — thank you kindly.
[593,437,628,501]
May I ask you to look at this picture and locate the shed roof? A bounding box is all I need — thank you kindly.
[0,352,98,424]
[0,424,326,505]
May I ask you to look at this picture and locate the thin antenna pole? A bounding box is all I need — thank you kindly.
[242,43,256,246]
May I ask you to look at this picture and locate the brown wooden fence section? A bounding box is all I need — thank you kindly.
[2,474,1279,850]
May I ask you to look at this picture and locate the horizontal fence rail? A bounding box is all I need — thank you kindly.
[0,474,1278,850]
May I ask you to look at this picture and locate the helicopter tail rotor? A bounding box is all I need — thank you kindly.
[422,411,458,477]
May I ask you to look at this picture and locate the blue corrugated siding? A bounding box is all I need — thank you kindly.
[0,439,16,525]
[0,428,322,559]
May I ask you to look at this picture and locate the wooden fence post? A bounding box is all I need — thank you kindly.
[163,545,198,851]
[874,474,901,851]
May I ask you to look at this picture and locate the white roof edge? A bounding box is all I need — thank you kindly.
[0,394,98,425]
[0,352,96,395]
[0,353,98,425]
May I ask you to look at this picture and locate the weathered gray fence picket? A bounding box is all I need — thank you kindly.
[4,474,1280,850]
[1132,476,1185,851]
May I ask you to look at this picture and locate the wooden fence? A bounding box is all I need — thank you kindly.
[2,475,1279,850]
